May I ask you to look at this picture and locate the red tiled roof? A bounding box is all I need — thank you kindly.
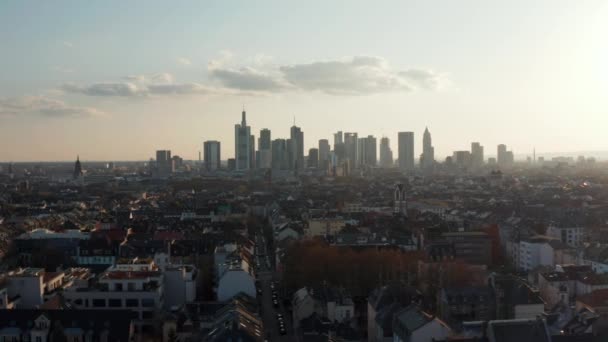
[43,272,63,283]
[103,271,161,280]
[577,289,608,308]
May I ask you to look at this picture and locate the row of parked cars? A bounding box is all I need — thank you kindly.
[271,282,287,335]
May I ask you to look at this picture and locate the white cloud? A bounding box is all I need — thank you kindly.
[62,41,74,48]
[62,82,141,97]
[208,55,445,95]
[208,66,288,92]
[207,50,234,70]
[61,54,446,98]
[279,56,442,95]
[63,73,215,97]
[176,57,192,66]
[0,96,104,118]
[147,83,213,95]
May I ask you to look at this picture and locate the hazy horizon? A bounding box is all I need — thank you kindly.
[2,0,608,162]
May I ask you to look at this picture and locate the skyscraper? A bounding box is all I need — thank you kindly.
[155,150,173,177]
[497,144,514,167]
[318,139,330,170]
[290,125,304,170]
[420,127,435,170]
[471,142,484,168]
[333,131,343,149]
[203,140,221,171]
[308,148,319,168]
[357,135,377,167]
[453,150,472,168]
[344,132,358,169]
[258,129,272,169]
[271,139,288,170]
[379,137,393,168]
[249,134,256,169]
[234,110,252,170]
[398,132,415,170]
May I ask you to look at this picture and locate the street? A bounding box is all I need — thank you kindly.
[255,234,295,342]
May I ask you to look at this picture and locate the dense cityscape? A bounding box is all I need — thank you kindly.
[4,1,608,342]
[0,107,607,342]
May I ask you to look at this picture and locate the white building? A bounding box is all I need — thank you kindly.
[516,236,560,271]
[547,225,584,248]
[63,261,164,332]
[217,259,256,301]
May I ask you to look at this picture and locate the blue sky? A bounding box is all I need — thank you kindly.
[1,1,608,161]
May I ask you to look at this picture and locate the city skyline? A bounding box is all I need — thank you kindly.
[2,1,608,161]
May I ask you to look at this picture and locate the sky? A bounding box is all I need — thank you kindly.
[1,0,608,162]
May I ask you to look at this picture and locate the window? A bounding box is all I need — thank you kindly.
[125,299,139,307]
[108,299,122,307]
[92,299,106,307]
[114,283,123,291]
[127,282,136,291]
[36,338,42,342]
[141,298,155,307]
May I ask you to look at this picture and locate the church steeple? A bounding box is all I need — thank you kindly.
[73,155,83,179]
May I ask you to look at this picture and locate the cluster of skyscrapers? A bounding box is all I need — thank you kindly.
[153,109,517,175]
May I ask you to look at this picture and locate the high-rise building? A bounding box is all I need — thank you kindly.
[471,142,484,168]
[249,134,256,169]
[234,110,252,170]
[290,125,304,170]
[453,150,472,168]
[357,135,377,167]
[333,131,343,149]
[379,137,393,168]
[497,144,507,166]
[155,150,173,177]
[318,139,330,170]
[420,127,435,170]
[344,132,358,169]
[171,155,183,170]
[272,139,288,170]
[203,140,221,171]
[308,148,319,168]
[398,132,415,170]
[497,144,514,167]
[258,129,272,169]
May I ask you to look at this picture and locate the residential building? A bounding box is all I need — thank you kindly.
[392,305,451,342]
[442,231,492,265]
[0,309,135,342]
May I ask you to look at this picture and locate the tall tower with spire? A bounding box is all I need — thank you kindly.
[73,156,83,179]
[421,127,435,170]
[235,109,252,170]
